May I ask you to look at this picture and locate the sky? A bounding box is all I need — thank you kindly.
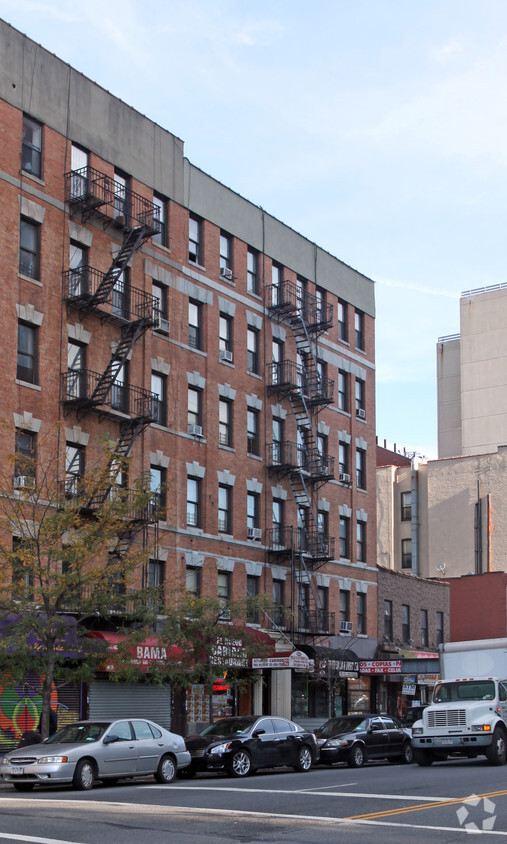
[2,0,506,459]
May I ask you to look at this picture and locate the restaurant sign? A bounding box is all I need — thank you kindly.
[252,650,314,671]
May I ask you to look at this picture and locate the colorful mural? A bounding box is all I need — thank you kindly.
[0,672,80,753]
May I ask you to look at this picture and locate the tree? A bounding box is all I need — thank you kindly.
[0,426,155,740]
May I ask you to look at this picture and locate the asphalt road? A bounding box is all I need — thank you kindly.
[1,757,507,842]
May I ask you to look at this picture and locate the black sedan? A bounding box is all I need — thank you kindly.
[315,714,413,768]
[181,716,318,778]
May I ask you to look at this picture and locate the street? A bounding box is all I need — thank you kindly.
[0,758,507,842]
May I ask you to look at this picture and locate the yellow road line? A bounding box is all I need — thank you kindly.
[348,788,507,821]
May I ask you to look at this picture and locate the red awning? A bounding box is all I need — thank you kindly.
[87,631,182,673]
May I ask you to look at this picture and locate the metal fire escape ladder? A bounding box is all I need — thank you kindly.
[83,226,152,309]
[86,320,146,408]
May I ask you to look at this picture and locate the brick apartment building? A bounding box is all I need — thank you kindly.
[0,19,377,732]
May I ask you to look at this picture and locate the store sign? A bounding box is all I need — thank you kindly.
[402,683,417,695]
[252,650,314,671]
[418,674,440,685]
[360,660,402,674]
[325,659,359,678]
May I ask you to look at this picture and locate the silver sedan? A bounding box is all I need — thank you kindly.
[0,718,191,791]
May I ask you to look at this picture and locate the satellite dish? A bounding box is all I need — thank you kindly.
[436,563,446,574]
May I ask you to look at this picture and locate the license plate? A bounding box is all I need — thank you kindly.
[10,766,24,775]
[437,739,454,746]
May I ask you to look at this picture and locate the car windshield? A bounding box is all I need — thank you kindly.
[200,718,255,737]
[316,717,369,737]
[433,681,496,703]
[45,723,109,744]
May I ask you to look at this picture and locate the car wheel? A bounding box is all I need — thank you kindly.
[155,754,176,784]
[486,726,507,766]
[176,767,196,779]
[400,742,414,764]
[293,745,313,772]
[72,758,96,791]
[12,783,34,792]
[227,749,252,778]
[413,748,434,767]
[348,743,365,768]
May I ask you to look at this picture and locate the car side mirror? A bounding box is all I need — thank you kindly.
[253,728,265,737]
[103,734,119,744]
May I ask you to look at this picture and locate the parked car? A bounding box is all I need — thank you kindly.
[400,706,427,736]
[182,715,318,778]
[315,714,413,768]
[0,718,190,791]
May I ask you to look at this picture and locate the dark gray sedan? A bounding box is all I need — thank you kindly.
[0,718,190,791]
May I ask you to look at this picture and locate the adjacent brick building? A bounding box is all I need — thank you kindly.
[0,19,378,730]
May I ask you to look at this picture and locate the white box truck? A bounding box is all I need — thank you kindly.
[412,638,507,766]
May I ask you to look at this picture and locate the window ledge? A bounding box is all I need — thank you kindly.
[18,273,43,288]
[188,260,206,272]
[247,372,262,380]
[15,379,41,391]
[21,170,45,187]
[247,453,262,461]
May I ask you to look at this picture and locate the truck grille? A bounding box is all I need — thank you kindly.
[427,709,467,728]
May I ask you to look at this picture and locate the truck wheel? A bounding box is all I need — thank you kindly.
[413,748,434,766]
[486,726,507,766]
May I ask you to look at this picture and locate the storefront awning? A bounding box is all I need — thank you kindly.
[87,631,182,673]
[251,649,314,671]
[299,644,360,678]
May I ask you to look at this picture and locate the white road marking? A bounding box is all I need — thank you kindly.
[0,835,85,844]
[149,784,450,802]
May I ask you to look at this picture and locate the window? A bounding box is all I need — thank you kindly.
[272,578,285,626]
[113,170,130,223]
[357,593,366,635]
[219,232,232,277]
[384,600,393,640]
[14,430,36,487]
[188,214,202,264]
[317,433,328,465]
[219,314,233,360]
[247,248,258,294]
[246,575,259,623]
[218,484,232,534]
[339,515,350,559]
[151,371,166,426]
[339,442,349,478]
[401,538,412,569]
[188,299,202,350]
[107,551,126,598]
[247,328,259,374]
[402,604,411,643]
[271,263,282,306]
[219,399,232,447]
[152,282,168,324]
[317,508,328,538]
[152,193,167,247]
[148,560,165,613]
[315,286,326,323]
[65,443,85,497]
[355,309,365,351]
[247,492,260,533]
[316,585,329,631]
[111,360,128,413]
[247,408,260,456]
[187,477,201,528]
[186,565,201,596]
[355,377,365,417]
[436,611,444,646]
[298,582,310,629]
[356,520,366,563]
[112,268,129,319]
[296,276,307,318]
[421,609,428,647]
[338,370,349,412]
[19,218,40,279]
[356,448,366,490]
[218,570,231,612]
[69,144,88,198]
[272,417,283,464]
[17,322,38,384]
[67,341,85,399]
[69,241,88,296]
[22,115,42,177]
[12,537,33,601]
[339,590,350,623]
[150,465,166,517]
[338,300,348,342]
[272,497,284,545]
[271,339,283,385]
[188,387,202,433]
[401,491,412,522]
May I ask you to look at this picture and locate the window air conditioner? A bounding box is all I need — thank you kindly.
[356,408,366,420]
[247,527,262,541]
[339,472,351,484]
[13,475,32,490]
[188,424,203,437]
[340,621,353,634]
[220,267,233,281]
[153,314,170,335]
[219,349,233,363]
[219,608,231,621]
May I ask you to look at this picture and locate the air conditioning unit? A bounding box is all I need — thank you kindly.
[219,349,233,363]
[13,475,33,490]
[247,527,262,541]
[219,608,231,621]
[356,408,366,420]
[339,472,351,484]
[340,621,353,634]
[153,315,170,335]
[220,267,233,281]
[188,424,203,437]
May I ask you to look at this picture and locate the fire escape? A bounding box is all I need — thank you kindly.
[266,280,336,642]
[61,166,162,578]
